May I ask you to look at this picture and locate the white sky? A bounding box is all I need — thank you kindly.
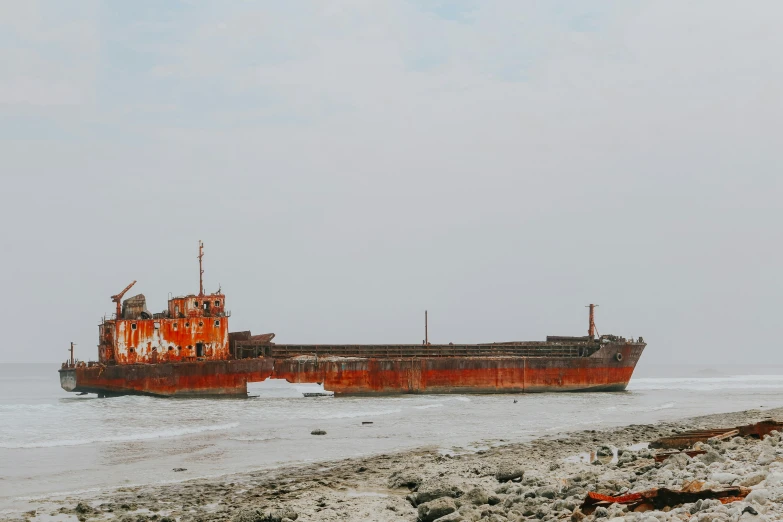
[1,1,781,365]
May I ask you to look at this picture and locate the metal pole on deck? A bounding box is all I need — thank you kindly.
[198,240,205,296]
[69,342,75,366]
[425,310,429,345]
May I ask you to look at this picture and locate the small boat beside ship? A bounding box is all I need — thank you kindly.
[59,243,646,397]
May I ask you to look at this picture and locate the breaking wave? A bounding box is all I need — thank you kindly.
[0,422,239,449]
[414,403,444,410]
[629,375,783,392]
[320,408,401,419]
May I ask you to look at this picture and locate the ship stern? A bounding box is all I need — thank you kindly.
[59,368,78,392]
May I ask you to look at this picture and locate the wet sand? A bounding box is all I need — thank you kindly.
[6,407,783,522]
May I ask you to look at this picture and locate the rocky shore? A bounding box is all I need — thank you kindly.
[7,407,783,522]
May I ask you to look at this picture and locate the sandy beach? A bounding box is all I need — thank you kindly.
[5,406,782,522]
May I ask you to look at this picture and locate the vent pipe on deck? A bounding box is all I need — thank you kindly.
[587,304,599,338]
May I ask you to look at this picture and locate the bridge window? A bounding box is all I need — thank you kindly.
[214,300,220,307]
[194,300,199,307]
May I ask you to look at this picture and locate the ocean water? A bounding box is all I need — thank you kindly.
[1,363,782,514]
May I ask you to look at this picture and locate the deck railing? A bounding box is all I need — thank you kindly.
[233,343,604,359]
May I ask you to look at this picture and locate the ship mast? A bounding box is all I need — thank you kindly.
[198,240,205,296]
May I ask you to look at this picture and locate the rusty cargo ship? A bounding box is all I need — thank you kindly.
[59,243,646,397]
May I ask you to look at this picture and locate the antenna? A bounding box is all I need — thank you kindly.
[586,304,599,338]
[198,240,205,296]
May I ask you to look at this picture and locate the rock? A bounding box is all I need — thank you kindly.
[496,464,525,482]
[757,452,775,465]
[271,508,298,522]
[663,452,692,469]
[388,470,423,489]
[740,472,767,487]
[535,485,557,499]
[593,506,609,518]
[232,508,298,522]
[233,509,265,522]
[596,446,613,457]
[763,472,783,486]
[433,512,463,522]
[617,452,636,466]
[502,494,523,509]
[745,489,769,505]
[487,493,501,506]
[74,503,93,514]
[698,450,726,465]
[417,497,457,522]
[710,472,739,485]
[413,479,464,506]
[462,487,489,506]
[172,468,187,472]
[310,429,326,435]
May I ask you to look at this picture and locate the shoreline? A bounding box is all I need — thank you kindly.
[4,406,783,522]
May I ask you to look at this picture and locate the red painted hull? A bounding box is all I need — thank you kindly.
[60,342,644,397]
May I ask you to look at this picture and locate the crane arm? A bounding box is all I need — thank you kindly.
[111,280,137,318]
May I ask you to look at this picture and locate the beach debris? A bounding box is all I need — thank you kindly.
[311,429,327,435]
[580,484,751,514]
[172,467,187,472]
[653,449,707,462]
[362,421,373,425]
[651,420,783,450]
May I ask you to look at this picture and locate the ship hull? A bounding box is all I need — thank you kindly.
[59,342,644,397]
